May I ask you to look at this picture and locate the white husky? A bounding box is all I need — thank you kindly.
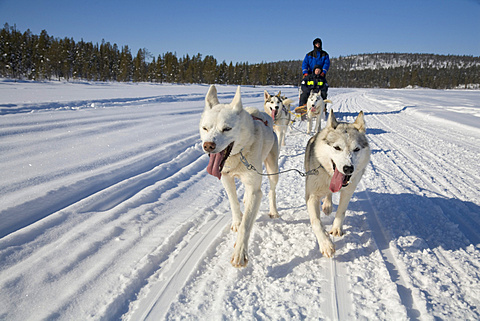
[264,90,293,147]
[306,90,332,134]
[304,110,370,257]
[199,85,280,267]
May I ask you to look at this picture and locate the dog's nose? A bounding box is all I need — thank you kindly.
[343,165,354,175]
[203,142,216,152]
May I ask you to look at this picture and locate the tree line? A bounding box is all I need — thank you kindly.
[0,24,298,86]
[1,24,479,89]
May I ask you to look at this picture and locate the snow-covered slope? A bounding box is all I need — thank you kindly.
[0,80,479,320]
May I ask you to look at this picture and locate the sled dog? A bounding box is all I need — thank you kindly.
[200,85,280,267]
[264,90,293,147]
[305,111,370,257]
[306,90,332,134]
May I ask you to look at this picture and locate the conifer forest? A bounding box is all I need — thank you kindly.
[1,24,479,89]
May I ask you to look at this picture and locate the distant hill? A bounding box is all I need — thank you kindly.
[333,53,480,70]
[327,53,480,89]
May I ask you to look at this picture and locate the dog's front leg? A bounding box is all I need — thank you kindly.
[307,116,313,134]
[322,193,333,215]
[221,175,242,232]
[265,145,280,219]
[307,193,335,257]
[330,188,355,236]
[279,126,286,147]
[231,185,262,267]
[315,114,322,133]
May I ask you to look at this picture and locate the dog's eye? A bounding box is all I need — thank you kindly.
[222,127,232,132]
[334,146,342,151]
[202,127,208,132]
[353,147,361,152]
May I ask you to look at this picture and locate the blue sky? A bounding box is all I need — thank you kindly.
[1,0,479,64]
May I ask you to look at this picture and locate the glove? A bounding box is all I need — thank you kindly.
[303,73,308,78]
[320,72,325,77]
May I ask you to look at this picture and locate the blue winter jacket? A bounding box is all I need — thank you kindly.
[302,49,330,75]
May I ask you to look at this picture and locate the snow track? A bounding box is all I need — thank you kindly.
[0,82,479,320]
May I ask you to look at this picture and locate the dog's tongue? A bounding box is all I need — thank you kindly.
[329,168,345,193]
[207,152,223,180]
[271,110,276,120]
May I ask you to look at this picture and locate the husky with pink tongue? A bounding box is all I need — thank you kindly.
[199,85,280,268]
[304,110,370,258]
[263,90,293,148]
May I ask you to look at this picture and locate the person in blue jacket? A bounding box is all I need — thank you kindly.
[302,38,330,77]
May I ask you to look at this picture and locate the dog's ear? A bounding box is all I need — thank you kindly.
[231,86,243,113]
[327,110,338,129]
[264,90,270,102]
[354,111,366,133]
[205,85,220,109]
[276,91,281,98]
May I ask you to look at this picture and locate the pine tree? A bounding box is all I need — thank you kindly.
[148,56,156,82]
[133,48,146,82]
[217,61,227,84]
[163,51,178,83]
[203,55,217,84]
[155,54,165,83]
[118,45,132,82]
[34,30,51,80]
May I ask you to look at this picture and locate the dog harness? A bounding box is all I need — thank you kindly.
[251,115,269,127]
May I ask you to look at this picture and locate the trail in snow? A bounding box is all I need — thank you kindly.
[0,81,479,320]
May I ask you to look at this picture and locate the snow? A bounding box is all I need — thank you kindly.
[0,79,479,320]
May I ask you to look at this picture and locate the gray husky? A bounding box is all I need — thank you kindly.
[199,85,280,267]
[305,111,370,257]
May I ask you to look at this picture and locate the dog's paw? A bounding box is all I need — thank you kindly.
[231,245,248,268]
[330,226,344,237]
[322,201,332,215]
[319,239,336,258]
[230,221,241,232]
[269,212,280,219]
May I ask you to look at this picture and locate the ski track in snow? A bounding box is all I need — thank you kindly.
[0,81,479,320]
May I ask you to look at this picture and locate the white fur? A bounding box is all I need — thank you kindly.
[306,91,332,134]
[304,111,371,257]
[200,85,280,268]
[264,90,292,147]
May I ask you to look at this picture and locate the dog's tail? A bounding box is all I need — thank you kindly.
[282,98,295,107]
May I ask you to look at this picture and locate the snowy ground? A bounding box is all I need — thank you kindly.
[0,80,479,320]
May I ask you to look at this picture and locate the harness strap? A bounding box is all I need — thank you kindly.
[251,115,269,127]
[239,150,322,177]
